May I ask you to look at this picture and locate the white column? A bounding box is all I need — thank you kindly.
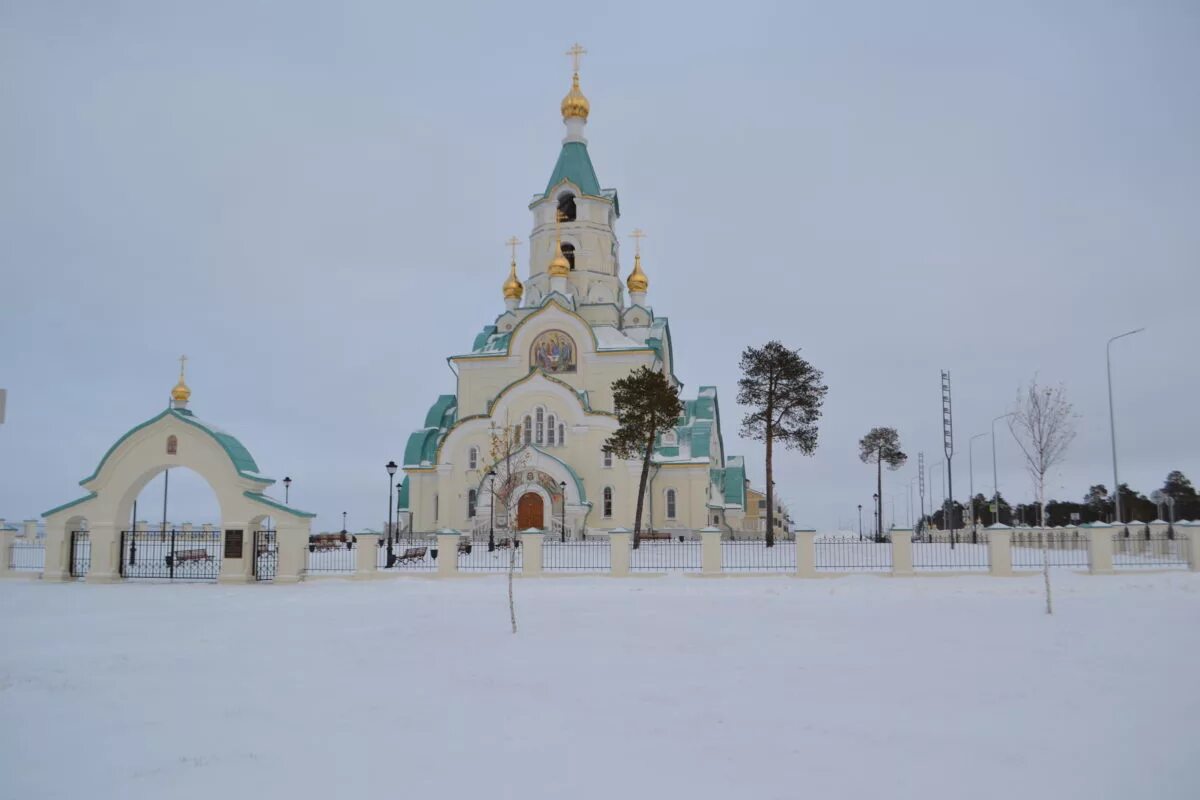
[0,529,14,579]
[275,524,308,583]
[794,529,817,578]
[354,533,380,578]
[987,525,1012,577]
[436,531,461,577]
[84,523,120,583]
[41,521,69,582]
[1086,523,1114,574]
[699,527,722,575]
[218,526,254,583]
[22,520,37,539]
[1183,523,1200,572]
[522,532,544,576]
[890,528,913,576]
[609,529,631,577]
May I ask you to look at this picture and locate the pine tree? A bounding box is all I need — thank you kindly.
[858,428,907,541]
[737,341,827,547]
[605,366,683,548]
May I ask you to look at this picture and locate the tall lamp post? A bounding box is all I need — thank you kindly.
[872,493,880,541]
[857,504,863,540]
[559,481,567,542]
[385,460,398,568]
[968,432,988,540]
[991,413,1014,525]
[487,470,496,552]
[283,476,292,505]
[1107,327,1145,527]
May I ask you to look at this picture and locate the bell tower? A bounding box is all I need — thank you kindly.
[525,44,623,307]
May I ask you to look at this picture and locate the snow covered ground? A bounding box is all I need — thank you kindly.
[1,572,1198,800]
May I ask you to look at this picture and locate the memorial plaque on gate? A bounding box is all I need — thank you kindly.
[224,530,244,559]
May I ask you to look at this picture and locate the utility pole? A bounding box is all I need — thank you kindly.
[941,371,956,548]
[1107,328,1144,527]
[917,451,926,535]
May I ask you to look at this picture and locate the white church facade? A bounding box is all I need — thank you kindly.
[399,53,748,539]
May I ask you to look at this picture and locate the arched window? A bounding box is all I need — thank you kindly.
[561,243,575,270]
[557,192,577,222]
[524,416,533,445]
[713,515,720,526]
[603,449,613,468]
[547,414,556,445]
[468,489,477,518]
[166,435,178,455]
[666,489,677,520]
[535,408,545,445]
[468,447,478,470]
[603,487,613,518]
[558,423,565,445]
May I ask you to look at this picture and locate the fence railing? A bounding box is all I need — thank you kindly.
[1011,531,1089,569]
[460,537,522,572]
[722,540,796,572]
[543,540,611,572]
[70,531,90,578]
[913,537,990,571]
[9,541,45,571]
[379,537,438,571]
[1112,530,1189,569]
[814,537,892,572]
[629,539,702,572]
[120,530,222,580]
[306,533,357,574]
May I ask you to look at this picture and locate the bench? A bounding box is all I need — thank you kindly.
[396,546,427,564]
[165,548,212,567]
[638,531,673,542]
[309,533,351,552]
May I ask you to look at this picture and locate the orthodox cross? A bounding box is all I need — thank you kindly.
[630,228,646,257]
[506,236,521,263]
[178,354,188,380]
[566,43,587,73]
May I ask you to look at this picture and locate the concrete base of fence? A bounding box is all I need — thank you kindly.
[1186,525,1200,572]
[84,526,120,583]
[890,528,914,576]
[522,532,544,576]
[988,526,1013,577]
[795,530,817,578]
[700,528,722,575]
[353,534,381,578]
[609,529,631,576]
[1086,524,1114,574]
[436,531,461,577]
[0,530,13,580]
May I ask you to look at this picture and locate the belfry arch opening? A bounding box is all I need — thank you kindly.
[557,192,577,222]
[561,243,575,270]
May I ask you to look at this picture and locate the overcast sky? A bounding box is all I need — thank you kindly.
[2,1,1197,532]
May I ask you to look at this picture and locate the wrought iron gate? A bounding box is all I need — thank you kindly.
[254,530,277,581]
[69,530,90,578]
[120,529,221,581]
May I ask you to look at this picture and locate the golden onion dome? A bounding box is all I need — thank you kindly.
[503,258,524,300]
[626,252,648,293]
[548,243,571,278]
[171,377,191,403]
[561,72,590,121]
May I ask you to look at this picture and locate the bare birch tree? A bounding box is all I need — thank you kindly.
[1009,378,1077,615]
[484,417,531,634]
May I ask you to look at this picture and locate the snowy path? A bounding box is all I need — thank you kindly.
[1,572,1197,799]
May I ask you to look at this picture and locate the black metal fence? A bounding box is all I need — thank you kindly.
[1012,531,1089,569]
[254,530,277,581]
[1113,529,1189,569]
[70,531,90,578]
[629,538,701,572]
[542,539,610,572]
[306,533,357,574]
[814,537,891,572]
[460,537,522,572]
[121,530,222,581]
[379,537,438,571]
[9,540,45,571]
[913,537,990,571]
[722,540,796,572]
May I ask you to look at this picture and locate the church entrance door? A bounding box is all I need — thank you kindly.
[516,493,544,531]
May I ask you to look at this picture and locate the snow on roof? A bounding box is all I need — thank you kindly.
[591,325,641,350]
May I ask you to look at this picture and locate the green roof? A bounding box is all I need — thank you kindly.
[544,142,601,197]
[397,476,410,510]
[404,395,458,467]
[723,457,746,508]
[244,491,316,519]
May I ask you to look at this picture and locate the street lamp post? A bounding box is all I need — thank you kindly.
[872,493,880,541]
[1107,327,1145,527]
[559,481,567,542]
[857,504,863,541]
[283,476,292,505]
[991,413,1014,526]
[487,470,496,552]
[385,460,398,568]
[968,433,988,540]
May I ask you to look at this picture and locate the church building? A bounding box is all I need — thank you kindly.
[399,48,748,538]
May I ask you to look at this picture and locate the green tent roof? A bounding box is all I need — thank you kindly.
[545,142,601,197]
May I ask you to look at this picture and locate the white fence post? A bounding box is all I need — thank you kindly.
[794,529,817,578]
[890,528,913,576]
[0,528,14,579]
[1085,523,1114,574]
[522,532,544,576]
[987,524,1012,576]
[436,530,461,577]
[700,527,722,575]
[354,533,380,578]
[1184,523,1200,572]
[609,529,631,577]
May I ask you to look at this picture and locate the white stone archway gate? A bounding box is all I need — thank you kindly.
[42,400,314,583]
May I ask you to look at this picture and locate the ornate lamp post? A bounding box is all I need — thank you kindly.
[872,493,880,541]
[283,476,292,504]
[559,481,567,542]
[487,470,497,552]
[386,460,398,568]
[857,504,863,541]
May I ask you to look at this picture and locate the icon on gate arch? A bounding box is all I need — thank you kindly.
[166,435,178,455]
